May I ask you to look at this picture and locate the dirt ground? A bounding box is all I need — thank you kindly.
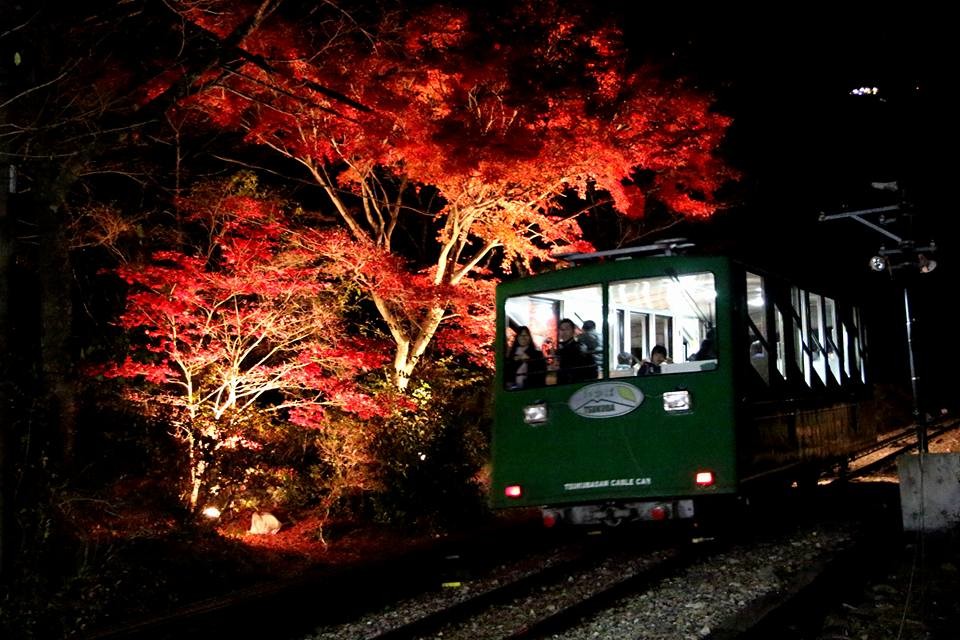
[813,425,960,640]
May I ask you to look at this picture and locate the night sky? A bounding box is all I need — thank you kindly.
[627,8,948,212]
[618,7,954,410]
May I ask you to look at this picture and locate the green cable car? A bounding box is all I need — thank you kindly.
[491,248,875,526]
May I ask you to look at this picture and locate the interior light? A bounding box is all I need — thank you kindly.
[523,403,548,424]
[695,471,715,487]
[663,390,691,412]
[869,255,887,272]
[505,485,523,498]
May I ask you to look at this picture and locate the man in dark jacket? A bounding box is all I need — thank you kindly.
[555,318,597,384]
[579,319,604,370]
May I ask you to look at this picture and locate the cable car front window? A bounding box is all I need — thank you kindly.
[609,272,717,376]
[503,285,602,388]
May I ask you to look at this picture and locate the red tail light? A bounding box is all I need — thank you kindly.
[695,471,715,487]
[504,485,523,498]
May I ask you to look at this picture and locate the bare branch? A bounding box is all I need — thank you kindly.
[0,70,70,110]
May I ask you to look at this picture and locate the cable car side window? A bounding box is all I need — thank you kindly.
[503,285,602,389]
[609,272,717,375]
[808,292,827,385]
[852,306,867,384]
[792,287,819,388]
[775,305,787,381]
[824,297,842,385]
[746,271,770,385]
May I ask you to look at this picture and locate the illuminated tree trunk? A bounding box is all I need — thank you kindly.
[376,298,446,390]
[185,430,205,512]
[308,166,425,390]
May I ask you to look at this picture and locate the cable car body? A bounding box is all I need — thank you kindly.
[491,252,875,525]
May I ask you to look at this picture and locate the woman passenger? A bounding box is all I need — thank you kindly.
[505,326,546,389]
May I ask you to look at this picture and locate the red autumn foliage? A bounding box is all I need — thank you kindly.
[157,1,734,387]
[104,183,390,424]
[98,179,399,507]
[300,228,496,369]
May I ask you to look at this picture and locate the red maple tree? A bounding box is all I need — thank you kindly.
[160,1,734,388]
[99,178,396,509]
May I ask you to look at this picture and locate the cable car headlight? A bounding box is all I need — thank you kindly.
[523,403,548,425]
[663,390,692,412]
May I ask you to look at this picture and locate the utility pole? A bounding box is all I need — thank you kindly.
[820,203,935,452]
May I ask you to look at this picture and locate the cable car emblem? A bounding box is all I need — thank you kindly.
[568,382,644,418]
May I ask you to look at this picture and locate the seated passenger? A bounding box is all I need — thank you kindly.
[689,338,717,361]
[615,351,639,370]
[637,345,669,376]
[690,328,718,361]
[505,326,546,389]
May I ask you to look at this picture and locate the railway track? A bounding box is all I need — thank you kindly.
[363,541,709,640]
[302,503,877,640]
[301,450,933,640]
[842,418,960,479]
[301,529,703,640]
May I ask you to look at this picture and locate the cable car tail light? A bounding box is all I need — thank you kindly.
[542,509,561,527]
[695,471,715,487]
[523,402,548,425]
[663,390,692,412]
[504,485,523,499]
